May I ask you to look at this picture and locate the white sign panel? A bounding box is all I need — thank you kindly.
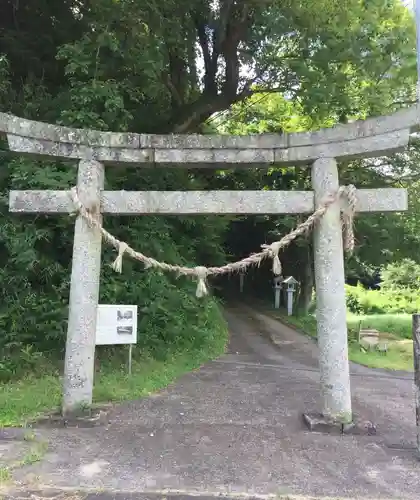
[95,305,138,345]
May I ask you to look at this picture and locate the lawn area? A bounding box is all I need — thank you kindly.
[0,348,222,427]
[265,308,414,372]
[347,313,412,339]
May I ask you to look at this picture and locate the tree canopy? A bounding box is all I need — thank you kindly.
[1,0,416,130]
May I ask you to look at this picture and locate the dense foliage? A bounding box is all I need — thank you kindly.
[0,0,419,381]
[380,258,420,289]
[345,283,420,315]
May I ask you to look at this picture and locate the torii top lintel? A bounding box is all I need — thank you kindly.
[1,105,419,167]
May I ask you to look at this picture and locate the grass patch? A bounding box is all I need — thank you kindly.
[0,345,226,427]
[18,440,49,466]
[347,313,412,339]
[0,375,61,427]
[0,466,11,484]
[262,305,414,372]
[349,340,413,371]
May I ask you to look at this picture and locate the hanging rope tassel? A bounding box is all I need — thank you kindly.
[112,242,129,273]
[272,253,282,275]
[342,212,355,253]
[195,266,209,298]
[261,242,282,275]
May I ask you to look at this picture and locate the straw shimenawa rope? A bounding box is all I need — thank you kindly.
[69,185,357,297]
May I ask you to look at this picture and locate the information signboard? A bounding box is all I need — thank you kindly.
[95,305,138,345]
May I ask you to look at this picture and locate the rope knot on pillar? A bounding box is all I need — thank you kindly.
[194,266,209,298]
[69,186,99,229]
[70,186,83,215]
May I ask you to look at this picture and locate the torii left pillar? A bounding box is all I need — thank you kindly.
[63,160,104,415]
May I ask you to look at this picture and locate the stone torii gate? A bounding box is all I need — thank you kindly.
[1,106,418,427]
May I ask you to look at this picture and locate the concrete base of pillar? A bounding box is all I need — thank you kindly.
[29,405,112,429]
[303,412,377,436]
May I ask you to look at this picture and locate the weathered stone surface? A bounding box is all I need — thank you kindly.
[96,146,152,163]
[288,104,420,146]
[1,113,140,148]
[31,408,109,428]
[10,190,74,213]
[7,135,153,163]
[275,130,410,164]
[1,104,417,165]
[303,412,377,436]
[302,412,344,434]
[62,160,104,415]
[7,130,410,166]
[348,188,408,212]
[141,132,288,149]
[103,190,313,215]
[312,157,352,422]
[9,188,408,215]
[154,148,275,164]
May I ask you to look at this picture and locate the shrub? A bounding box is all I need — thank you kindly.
[345,283,420,315]
[346,291,363,314]
[380,259,420,290]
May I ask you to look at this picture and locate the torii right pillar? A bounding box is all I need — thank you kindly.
[311,157,352,426]
[304,155,407,434]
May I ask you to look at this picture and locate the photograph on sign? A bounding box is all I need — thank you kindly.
[117,326,133,335]
[117,310,133,321]
[96,305,138,345]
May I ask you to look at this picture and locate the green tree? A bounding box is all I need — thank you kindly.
[213,26,420,306]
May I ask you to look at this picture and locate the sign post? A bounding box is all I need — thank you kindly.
[96,305,138,376]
